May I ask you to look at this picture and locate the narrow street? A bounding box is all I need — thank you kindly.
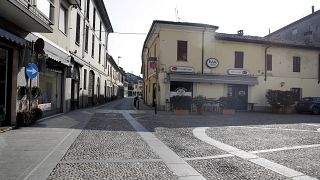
[1,98,320,179]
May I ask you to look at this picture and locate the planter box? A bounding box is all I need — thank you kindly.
[174,109,189,116]
[222,108,235,115]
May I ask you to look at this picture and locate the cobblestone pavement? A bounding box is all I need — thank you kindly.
[133,111,320,179]
[48,111,178,179]
[5,98,320,179]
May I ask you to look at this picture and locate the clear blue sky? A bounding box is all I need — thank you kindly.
[105,0,319,76]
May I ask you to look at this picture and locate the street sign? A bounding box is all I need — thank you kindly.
[26,63,39,79]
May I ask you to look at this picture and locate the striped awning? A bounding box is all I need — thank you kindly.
[168,73,258,85]
[0,28,26,46]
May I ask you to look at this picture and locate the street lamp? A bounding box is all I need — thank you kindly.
[117,56,121,66]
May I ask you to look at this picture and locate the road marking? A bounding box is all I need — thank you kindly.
[224,125,320,133]
[303,124,320,132]
[185,144,320,161]
[193,127,317,180]
[122,112,206,180]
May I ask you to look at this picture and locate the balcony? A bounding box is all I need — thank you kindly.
[0,0,53,33]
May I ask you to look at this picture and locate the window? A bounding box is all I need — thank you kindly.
[86,0,90,19]
[84,69,87,90]
[291,88,302,101]
[267,54,272,71]
[93,8,96,29]
[75,13,81,44]
[85,25,89,52]
[37,0,55,23]
[235,51,244,68]
[91,35,95,57]
[293,56,301,72]
[98,44,101,64]
[177,40,187,61]
[59,5,67,34]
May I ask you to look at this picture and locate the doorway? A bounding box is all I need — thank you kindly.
[88,70,95,106]
[0,47,11,125]
[228,84,248,110]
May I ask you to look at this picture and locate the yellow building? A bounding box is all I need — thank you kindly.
[141,20,320,111]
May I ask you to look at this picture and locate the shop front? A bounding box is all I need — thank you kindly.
[0,47,11,125]
[38,60,64,116]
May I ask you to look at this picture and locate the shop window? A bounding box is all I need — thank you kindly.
[84,69,87,90]
[267,54,272,71]
[85,25,89,52]
[293,56,301,72]
[235,51,244,68]
[291,88,302,101]
[177,40,187,61]
[59,5,67,34]
[75,13,81,45]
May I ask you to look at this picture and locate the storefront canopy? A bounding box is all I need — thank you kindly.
[0,28,26,46]
[168,73,259,85]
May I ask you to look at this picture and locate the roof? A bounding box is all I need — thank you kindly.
[93,0,113,33]
[216,33,320,50]
[265,9,320,38]
[142,20,219,62]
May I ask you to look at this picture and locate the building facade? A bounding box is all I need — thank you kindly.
[126,73,143,97]
[0,0,121,126]
[142,20,320,111]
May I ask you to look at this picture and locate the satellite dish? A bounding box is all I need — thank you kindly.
[34,38,44,54]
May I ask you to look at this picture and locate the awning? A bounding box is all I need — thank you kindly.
[0,28,26,46]
[25,33,70,66]
[168,73,259,85]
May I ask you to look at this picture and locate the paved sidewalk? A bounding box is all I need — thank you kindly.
[0,107,94,180]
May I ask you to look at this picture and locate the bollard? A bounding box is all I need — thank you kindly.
[137,100,140,110]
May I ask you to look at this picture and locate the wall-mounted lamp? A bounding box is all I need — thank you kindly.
[280,82,285,87]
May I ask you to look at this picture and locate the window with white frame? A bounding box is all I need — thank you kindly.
[36,0,55,23]
[59,5,67,34]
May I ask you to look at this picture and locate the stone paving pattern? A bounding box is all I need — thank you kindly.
[61,113,159,161]
[259,147,320,178]
[48,112,179,179]
[134,114,227,158]
[187,157,286,180]
[48,161,178,180]
[206,126,320,151]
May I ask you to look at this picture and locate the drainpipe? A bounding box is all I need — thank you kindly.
[201,28,205,74]
[318,53,320,84]
[264,45,271,81]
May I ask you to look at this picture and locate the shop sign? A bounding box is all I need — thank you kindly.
[206,58,219,68]
[227,69,249,75]
[170,66,194,73]
[170,87,192,97]
[38,103,52,111]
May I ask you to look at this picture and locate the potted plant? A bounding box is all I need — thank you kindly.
[266,90,295,114]
[31,87,42,99]
[171,95,192,115]
[193,95,206,115]
[219,96,236,115]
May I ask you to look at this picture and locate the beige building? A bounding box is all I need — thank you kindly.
[0,0,120,126]
[142,20,320,111]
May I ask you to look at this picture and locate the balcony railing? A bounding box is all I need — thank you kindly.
[17,0,52,25]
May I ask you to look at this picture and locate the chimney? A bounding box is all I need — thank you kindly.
[237,30,243,36]
[312,6,314,13]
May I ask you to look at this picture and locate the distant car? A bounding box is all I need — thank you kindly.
[295,97,320,115]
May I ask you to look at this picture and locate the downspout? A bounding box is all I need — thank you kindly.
[201,28,205,74]
[264,45,271,81]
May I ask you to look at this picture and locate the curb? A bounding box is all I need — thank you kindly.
[0,126,13,133]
